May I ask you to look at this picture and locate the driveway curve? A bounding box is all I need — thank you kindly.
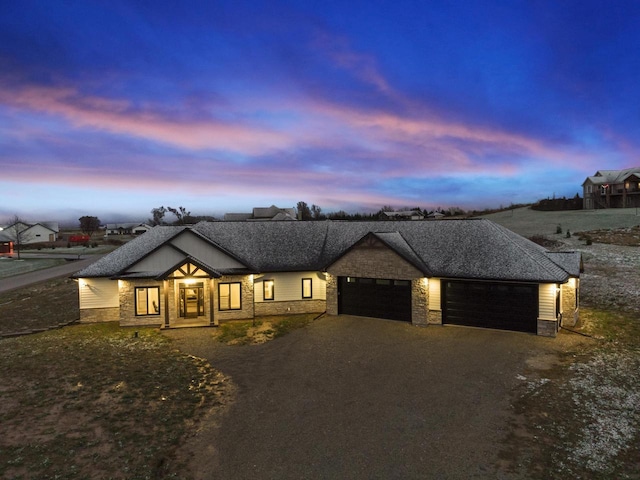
[164,316,586,479]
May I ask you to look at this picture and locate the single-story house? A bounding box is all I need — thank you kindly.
[0,221,59,244]
[381,210,425,220]
[582,167,640,209]
[72,219,582,337]
[105,223,152,236]
[224,205,297,221]
[0,231,13,256]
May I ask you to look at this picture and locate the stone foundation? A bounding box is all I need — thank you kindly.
[537,318,558,337]
[254,299,326,316]
[79,307,119,323]
[427,310,442,325]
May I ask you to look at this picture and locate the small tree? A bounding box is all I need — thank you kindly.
[7,215,32,260]
[296,201,312,220]
[167,206,191,225]
[149,206,167,226]
[311,204,323,220]
[79,216,101,238]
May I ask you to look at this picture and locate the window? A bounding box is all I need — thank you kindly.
[263,280,274,301]
[302,278,312,298]
[219,282,241,310]
[135,287,160,316]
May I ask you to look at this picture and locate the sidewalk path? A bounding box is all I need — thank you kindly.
[0,255,103,293]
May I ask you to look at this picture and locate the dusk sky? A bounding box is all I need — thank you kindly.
[2,1,639,223]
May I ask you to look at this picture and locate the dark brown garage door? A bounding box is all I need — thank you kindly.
[442,281,538,333]
[338,277,411,322]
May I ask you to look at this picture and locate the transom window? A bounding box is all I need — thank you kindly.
[219,282,241,310]
[135,287,160,316]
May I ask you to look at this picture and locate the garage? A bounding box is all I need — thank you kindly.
[338,276,411,322]
[442,280,538,333]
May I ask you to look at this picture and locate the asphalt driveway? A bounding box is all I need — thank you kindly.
[164,316,585,479]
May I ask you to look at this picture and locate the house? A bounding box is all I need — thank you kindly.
[73,219,582,337]
[426,211,445,219]
[0,221,59,244]
[0,231,13,256]
[223,205,297,221]
[105,223,152,236]
[380,210,425,220]
[582,167,640,209]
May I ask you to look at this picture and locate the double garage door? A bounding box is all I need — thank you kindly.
[338,276,411,322]
[338,276,539,333]
[442,280,538,333]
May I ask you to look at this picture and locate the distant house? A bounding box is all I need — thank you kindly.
[224,205,297,221]
[426,211,445,219]
[0,221,59,244]
[105,223,152,236]
[0,231,13,256]
[582,167,640,209]
[380,210,424,220]
[73,219,582,337]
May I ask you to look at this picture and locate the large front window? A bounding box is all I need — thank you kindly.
[135,287,160,316]
[219,282,241,310]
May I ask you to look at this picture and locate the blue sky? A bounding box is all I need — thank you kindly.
[1,0,639,223]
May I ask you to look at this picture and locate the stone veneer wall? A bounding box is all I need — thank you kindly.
[120,279,164,327]
[213,275,254,321]
[328,245,423,280]
[79,307,119,323]
[326,273,338,316]
[428,310,442,325]
[411,279,428,326]
[254,299,326,316]
[561,279,579,327]
[537,319,558,337]
[327,243,427,325]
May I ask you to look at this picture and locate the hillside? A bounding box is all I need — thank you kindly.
[482,207,640,238]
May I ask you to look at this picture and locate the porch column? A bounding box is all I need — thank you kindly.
[209,278,218,326]
[163,280,170,328]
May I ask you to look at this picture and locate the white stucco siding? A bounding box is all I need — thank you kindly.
[79,278,119,309]
[255,272,326,302]
[428,278,441,311]
[170,232,246,269]
[538,283,557,320]
[126,245,185,272]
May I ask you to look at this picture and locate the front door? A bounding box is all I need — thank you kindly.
[179,283,204,318]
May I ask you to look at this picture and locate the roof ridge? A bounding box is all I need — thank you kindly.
[485,220,567,281]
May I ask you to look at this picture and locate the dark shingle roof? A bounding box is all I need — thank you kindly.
[74,219,580,283]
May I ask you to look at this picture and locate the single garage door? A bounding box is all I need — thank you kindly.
[442,281,538,333]
[338,276,411,322]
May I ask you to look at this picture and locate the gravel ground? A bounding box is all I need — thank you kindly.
[164,317,590,479]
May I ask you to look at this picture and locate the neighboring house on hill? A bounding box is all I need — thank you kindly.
[223,205,297,221]
[105,223,152,236]
[0,221,59,244]
[73,219,582,337]
[380,210,425,220]
[582,167,640,209]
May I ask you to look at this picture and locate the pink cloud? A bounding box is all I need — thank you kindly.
[0,84,294,154]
